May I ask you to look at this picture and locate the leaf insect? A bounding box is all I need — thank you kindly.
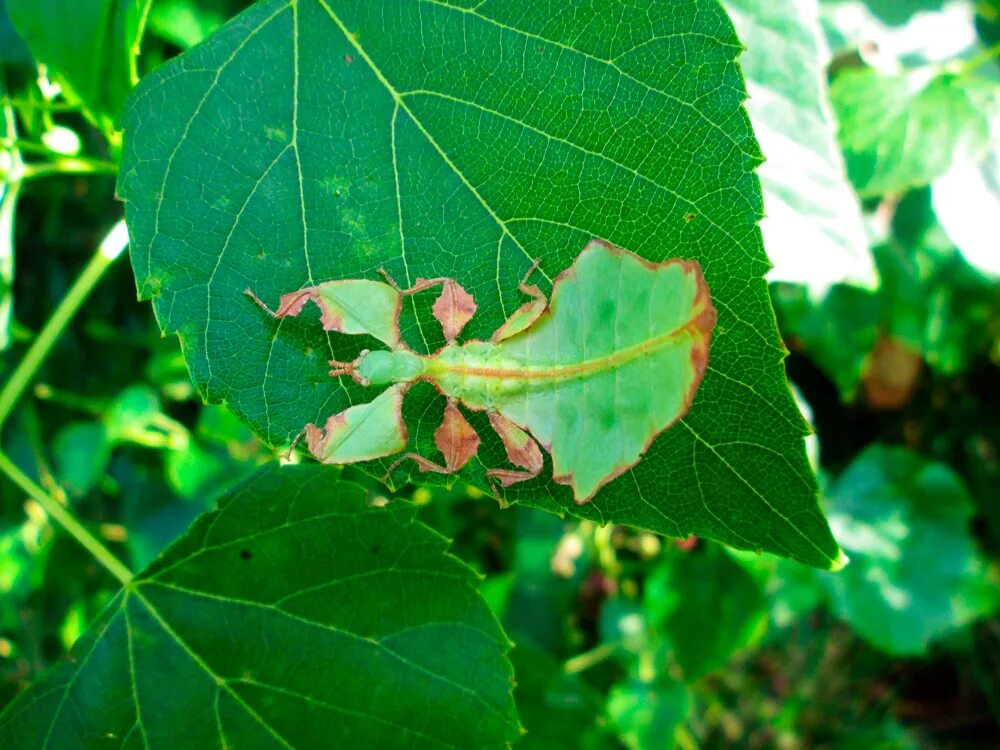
[246,239,716,503]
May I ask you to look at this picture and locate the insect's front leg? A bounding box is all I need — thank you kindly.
[491,259,548,342]
[381,400,481,483]
[485,412,543,487]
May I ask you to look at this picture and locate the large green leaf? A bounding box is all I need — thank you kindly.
[823,445,1000,656]
[724,0,873,291]
[0,464,519,748]
[7,0,148,134]
[118,0,841,568]
[832,66,999,197]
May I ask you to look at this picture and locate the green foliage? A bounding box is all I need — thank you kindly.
[0,465,518,748]
[118,0,839,568]
[824,445,999,655]
[833,67,999,197]
[6,0,148,136]
[3,0,1000,747]
[724,0,873,290]
[606,676,689,750]
[648,543,767,680]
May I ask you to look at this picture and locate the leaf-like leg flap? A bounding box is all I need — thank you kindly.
[305,384,408,463]
[379,270,476,342]
[255,280,403,348]
[491,260,548,342]
[381,400,481,481]
[435,401,481,470]
[486,411,543,487]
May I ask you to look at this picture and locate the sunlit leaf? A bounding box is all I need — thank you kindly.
[824,445,1000,655]
[119,0,841,568]
[725,0,873,292]
[832,66,999,197]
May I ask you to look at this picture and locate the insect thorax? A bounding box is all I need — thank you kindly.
[356,350,425,385]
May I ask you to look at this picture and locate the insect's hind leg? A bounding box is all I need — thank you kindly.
[486,412,543,488]
[381,401,481,484]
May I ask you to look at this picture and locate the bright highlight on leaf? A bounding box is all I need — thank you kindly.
[253,239,716,503]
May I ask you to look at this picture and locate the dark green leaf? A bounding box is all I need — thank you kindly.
[0,464,519,748]
[824,445,1000,655]
[52,421,110,495]
[6,0,147,133]
[0,0,31,66]
[119,0,841,568]
[646,544,767,680]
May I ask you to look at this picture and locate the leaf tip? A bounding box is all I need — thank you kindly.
[829,548,850,572]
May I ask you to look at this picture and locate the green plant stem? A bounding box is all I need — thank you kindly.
[22,158,120,178]
[0,451,132,585]
[0,97,81,112]
[563,641,621,674]
[0,219,129,428]
[2,97,23,352]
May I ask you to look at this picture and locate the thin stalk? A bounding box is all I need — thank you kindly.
[563,641,621,674]
[0,451,132,585]
[0,219,129,428]
[2,95,23,352]
[22,158,120,178]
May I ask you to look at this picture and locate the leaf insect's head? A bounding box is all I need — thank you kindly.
[332,349,425,387]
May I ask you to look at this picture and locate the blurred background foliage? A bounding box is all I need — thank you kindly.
[2,0,999,747]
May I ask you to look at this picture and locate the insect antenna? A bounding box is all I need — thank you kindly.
[243,287,277,316]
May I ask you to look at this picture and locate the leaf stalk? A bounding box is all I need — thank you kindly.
[0,451,133,585]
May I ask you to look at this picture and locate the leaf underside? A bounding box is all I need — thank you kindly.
[119,0,840,567]
[0,465,518,749]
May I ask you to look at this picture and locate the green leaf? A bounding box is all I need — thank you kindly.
[606,676,689,750]
[0,0,31,66]
[148,0,229,49]
[824,445,1000,656]
[52,421,111,495]
[932,140,1000,279]
[6,0,148,133]
[511,644,613,750]
[724,0,873,291]
[0,464,519,748]
[832,66,999,197]
[119,0,840,568]
[646,543,767,680]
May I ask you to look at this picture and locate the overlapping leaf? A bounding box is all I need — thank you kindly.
[7,0,148,134]
[119,0,840,567]
[724,0,873,291]
[0,465,518,748]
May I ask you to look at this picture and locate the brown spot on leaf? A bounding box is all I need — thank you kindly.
[344,54,354,64]
[240,549,253,560]
[683,212,697,222]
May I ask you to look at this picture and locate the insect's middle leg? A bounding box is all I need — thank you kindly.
[382,400,481,481]
[486,412,543,487]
